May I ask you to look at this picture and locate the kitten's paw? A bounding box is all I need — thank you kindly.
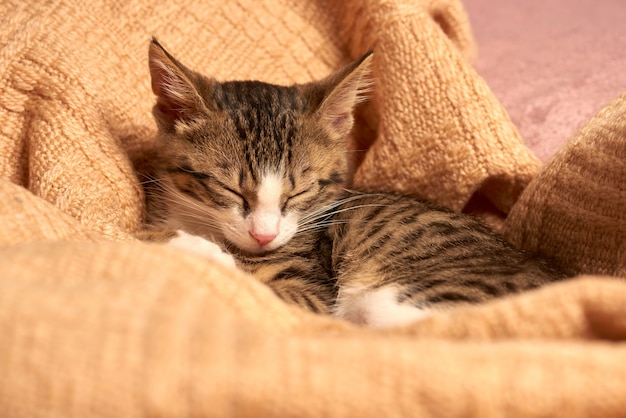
[168,230,237,269]
[334,286,432,328]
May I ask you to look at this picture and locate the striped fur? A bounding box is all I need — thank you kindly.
[327,193,565,325]
[139,39,565,325]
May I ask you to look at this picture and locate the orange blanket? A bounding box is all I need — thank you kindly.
[1,0,625,416]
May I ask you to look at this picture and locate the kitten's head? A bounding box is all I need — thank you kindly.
[148,38,372,254]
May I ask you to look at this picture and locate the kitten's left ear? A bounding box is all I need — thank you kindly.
[313,51,373,139]
[148,37,211,133]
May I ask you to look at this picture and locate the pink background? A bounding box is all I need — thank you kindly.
[464,0,626,161]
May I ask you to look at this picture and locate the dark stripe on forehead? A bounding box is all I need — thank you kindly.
[238,168,246,188]
[212,80,308,112]
[281,111,295,163]
[288,173,295,189]
[232,111,248,141]
[209,80,306,178]
[178,187,202,201]
[245,143,258,183]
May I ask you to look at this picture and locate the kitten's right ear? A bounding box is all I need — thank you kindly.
[311,51,374,140]
[149,38,208,132]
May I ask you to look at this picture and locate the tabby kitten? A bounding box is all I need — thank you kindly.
[140,38,565,327]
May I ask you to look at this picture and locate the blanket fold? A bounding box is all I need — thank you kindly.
[1,0,625,416]
[504,93,626,277]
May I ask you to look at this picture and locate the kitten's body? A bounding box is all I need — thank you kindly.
[139,39,565,327]
[327,193,563,326]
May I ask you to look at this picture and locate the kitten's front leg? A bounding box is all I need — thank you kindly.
[167,230,238,269]
[137,228,238,269]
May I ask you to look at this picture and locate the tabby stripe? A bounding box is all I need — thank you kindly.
[390,252,501,279]
[299,292,320,313]
[368,233,393,251]
[238,169,246,189]
[329,171,345,184]
[233,112,249,141]
[395,235,492,266]
[307,275,335,289]
[397,207,432,226]
[296,189,334,212]
[445,246,503,263]
[336,207,393,244]
[178,187,202,201]
[167,167,213,181]
[381,229,431,257]
[188,178,234,208]
[426,221,468,237]
[381,229,428,260]
[244,144,258,182]
[426,292,478,304]
[402,228,428,243]
[394,280,450,306]
[459,279,504,297]
[401,257,488,277]
[319,172,346,188]
[239,253,297,265]
[466,265,528,276]
[357,204,389,233]
[393,277,447,292]
[503,281,520,293]
[288,173,295,190]
[171,167,225,195]
[270,266,311,283]
[196,186,233,208]
[289,249,318,259]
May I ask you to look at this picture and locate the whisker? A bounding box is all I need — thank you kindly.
[157,195,216,215]
[299,203,388,227]
[158,184,219,213]
[299,203,389,225]
[295,220,349,235]
[139,173,228,238]
[139,177,165,186]
[172,212,221,228]
[298,193,377,224]
[154,184,226,231]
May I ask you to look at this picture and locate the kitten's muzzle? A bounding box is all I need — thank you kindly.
[249,231,277,246]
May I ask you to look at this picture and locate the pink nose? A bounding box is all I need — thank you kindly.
[250,232,277,246]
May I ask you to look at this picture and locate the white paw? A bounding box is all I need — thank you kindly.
[168,230,237,270]
[334,286,432,328]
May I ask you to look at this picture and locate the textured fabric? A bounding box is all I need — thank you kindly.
[504,93,626,278]
[0,0,625,416]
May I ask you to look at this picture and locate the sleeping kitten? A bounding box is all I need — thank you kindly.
[138,38,565,327]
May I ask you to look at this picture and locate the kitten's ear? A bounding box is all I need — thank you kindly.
[313,51,373,139]
[148,38,209,132]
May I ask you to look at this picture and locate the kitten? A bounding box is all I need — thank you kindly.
[138,38,565,327]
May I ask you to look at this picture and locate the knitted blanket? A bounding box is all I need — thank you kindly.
[1,0,625,416]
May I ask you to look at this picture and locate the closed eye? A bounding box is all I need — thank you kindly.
[221,185,250,212]
[282,188,312,212]
[174,166,249,211]
[176,166,210,181]
[318,172,345,187]
[287,189,310,200]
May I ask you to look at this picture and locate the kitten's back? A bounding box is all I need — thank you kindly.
[328,193,566,327]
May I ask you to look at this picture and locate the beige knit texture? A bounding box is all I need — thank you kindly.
[1,0,625,416]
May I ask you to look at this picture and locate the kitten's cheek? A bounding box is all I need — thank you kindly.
[276,213,299,244]
[221,210,257,251]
